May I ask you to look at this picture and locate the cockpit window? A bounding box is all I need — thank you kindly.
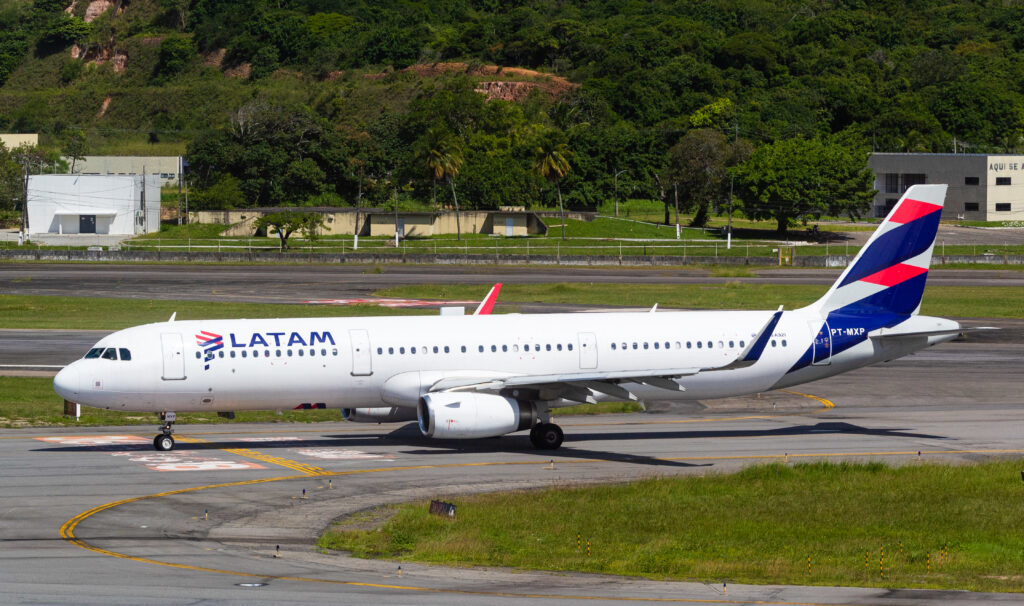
[118,348,132,361]
[101,348,117,360]
[84,348,103,359]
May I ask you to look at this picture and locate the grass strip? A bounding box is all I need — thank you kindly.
[319,460,1024,592]
[0,296,426,330]
[378,283,1024,319]
[0,376,342,428]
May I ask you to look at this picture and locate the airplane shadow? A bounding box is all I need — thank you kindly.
[31,421,945,468]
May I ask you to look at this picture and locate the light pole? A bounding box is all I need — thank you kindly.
[613,169,627,217]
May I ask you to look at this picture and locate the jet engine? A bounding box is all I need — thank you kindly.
[341,406,418,423]
[418,392,536,439]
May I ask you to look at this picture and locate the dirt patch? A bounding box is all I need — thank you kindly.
[97,95,112,118]
[140,36,166,46]
[365,62,577,99]
[224,62,251,79]
[330,505,397,532]
[83,0,113,23]
[203,48,226,67]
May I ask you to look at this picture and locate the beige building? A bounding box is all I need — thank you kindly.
[870,153,1024,221]
[189,208,548,237]
[0,134,39,149]
[69,156,183,186]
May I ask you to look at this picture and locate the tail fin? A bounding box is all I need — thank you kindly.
[810,184,947,318]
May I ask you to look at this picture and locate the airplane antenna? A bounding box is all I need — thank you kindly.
[650,303,658,313]
[169,312,176,322]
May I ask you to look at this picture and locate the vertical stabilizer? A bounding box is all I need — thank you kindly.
[810,184,947,318]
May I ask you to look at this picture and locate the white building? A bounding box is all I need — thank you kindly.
[0,133,39,149]
[869,153,1024,221]
[67,155,183,186]
[27,174,160,235]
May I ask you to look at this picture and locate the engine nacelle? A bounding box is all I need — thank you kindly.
[418,392,536,439]
[341,406,418,424]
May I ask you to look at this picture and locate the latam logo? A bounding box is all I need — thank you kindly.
[196,331,223,370]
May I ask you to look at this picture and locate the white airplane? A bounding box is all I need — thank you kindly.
[54,184,965,452]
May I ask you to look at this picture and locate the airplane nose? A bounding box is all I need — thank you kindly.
[53,365,80,400]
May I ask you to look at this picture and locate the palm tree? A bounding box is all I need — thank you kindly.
[425,132,465,241]
[534,129,572,240]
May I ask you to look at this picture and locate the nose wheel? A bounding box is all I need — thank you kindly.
[154,412,176,451]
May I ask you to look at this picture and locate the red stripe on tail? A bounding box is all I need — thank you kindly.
[889,198,942,224]
[859,263,928,287]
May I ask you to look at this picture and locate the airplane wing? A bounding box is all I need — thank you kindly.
[868,325,997,340]
[427,309,785,404]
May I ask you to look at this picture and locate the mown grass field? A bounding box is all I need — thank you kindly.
[0,376,341,428]
[378,283,1024,319]
[319,460,1024,592]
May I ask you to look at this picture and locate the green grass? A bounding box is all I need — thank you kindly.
[551,402,644,416]
[0,376,342,427]
[377,283,1024,319]
[319,460,1024,592]
[0,295,426,330]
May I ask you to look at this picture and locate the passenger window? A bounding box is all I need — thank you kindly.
[697,342,702,349]
[665,342,670,349]
[729,341,734,348]
[686,342,692,349]
[194,351,201,359]
[782,339,787,347]
[287,349,293,357]
[556,344,562,351]
[321,349,327,356]
[740,341,745,348]
[771,340,777,347]
[502,345,508,352]
[275,350,281,357]
[101,348,117,360]
[119,348,132,361]
[478,345,484,353]
[491,345,497,352]
[377,347,383,354]
[512,344,519,352]
[230,351,236,358]
[460,346,466,353]
[433,346,439,353]
[309,349,314,356]
[718,341,724,349]
[643,342,649,350]
[332,348,338,356]
[388,347,394,354]
[707,341,712,349]
[242,350,247,358]
[411,346,417,354]
[399,347,405,354]
[568,344,573,351]
[611,343,617,350]
[632,342,638,350]
[621,342,627,350]
[675,342,681,349]
[546,344,552,351]
[85,348,103,359]
[444,346,450,353]
[654,342,659,349]
[524,344,530,352]
[265,350,270,357]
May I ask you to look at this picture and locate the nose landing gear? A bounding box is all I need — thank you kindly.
[153,412,176,451]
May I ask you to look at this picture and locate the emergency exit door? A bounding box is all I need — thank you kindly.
[578,332,598,369]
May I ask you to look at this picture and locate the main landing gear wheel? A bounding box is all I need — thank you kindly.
[530,422,564,450]
[153,411,176,451]
[154,434,175,451]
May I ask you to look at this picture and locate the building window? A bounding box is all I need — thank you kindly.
[964,202,980,212]
[885,173,899,194]
[964,176,979,186]
[996,177,1011,186]
[902,174,926,192]
[996,203,1012,212]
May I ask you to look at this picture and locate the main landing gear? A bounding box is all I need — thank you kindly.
[154,411,176,451]
[529,422,564,450]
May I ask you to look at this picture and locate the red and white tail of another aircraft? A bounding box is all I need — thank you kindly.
[55,185,969,452]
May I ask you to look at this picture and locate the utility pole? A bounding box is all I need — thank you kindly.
[177,156,182,226]
[727,123,739,250]
[141,165,147,234]
[614,169,627,217]
[21,161,28,241]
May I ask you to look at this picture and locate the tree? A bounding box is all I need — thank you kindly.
[255,211,324,251]
[0,142,22,213]
[734,137,874,234]
[533,129,572,240]
[61,128,87,173]
[665,129,750,228]
[424,133,465,240]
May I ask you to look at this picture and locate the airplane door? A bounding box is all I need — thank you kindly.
[578,332,598,369]
[160,333,186,380]
[812,321,832,366]
[349,329,372,376]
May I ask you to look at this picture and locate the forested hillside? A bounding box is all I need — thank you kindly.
[2,0,1023,228]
